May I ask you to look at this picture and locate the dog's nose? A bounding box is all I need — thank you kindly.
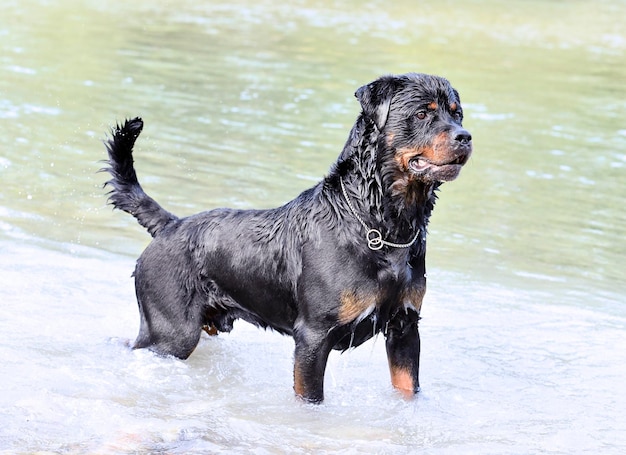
[454,129,472,145]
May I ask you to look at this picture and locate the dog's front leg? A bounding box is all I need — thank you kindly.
[292,325,332,404]
[385,309,421,398]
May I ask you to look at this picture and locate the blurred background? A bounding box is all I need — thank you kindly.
[1,1,624,453]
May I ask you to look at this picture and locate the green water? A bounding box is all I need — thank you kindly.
[2,1,623,305]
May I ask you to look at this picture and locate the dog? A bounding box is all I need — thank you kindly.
[103,73,472,403]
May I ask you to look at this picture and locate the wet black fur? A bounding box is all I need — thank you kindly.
[103,73,471,403]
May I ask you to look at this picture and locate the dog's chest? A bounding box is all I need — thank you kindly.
[379,254,426,312]
[337,253,425,326]
[332,255,425,350]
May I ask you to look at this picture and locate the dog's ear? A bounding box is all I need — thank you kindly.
[452,88,461,104]
[355,76,398,130]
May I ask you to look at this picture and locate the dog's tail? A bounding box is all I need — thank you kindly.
[102,117,178,237]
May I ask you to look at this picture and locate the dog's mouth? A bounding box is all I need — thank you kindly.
[408,153,470,173]
[407,149,471,182]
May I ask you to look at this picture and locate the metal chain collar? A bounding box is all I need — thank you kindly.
[339,176,420,251]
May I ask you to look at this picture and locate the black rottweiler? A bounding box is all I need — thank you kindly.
[103,73,472,403]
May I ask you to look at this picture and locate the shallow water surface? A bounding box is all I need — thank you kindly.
[1,1,625,454]
[1,241,624,454]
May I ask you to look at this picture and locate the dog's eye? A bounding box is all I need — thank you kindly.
[416,111,427,120]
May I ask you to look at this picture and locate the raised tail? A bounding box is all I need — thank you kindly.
[103,117,177,237]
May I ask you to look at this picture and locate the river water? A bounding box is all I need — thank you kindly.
[1,1,625,454]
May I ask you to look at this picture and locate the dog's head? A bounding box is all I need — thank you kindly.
[355,73,472,188]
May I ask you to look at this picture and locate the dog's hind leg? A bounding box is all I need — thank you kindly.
[132,293,204,359]
[131,260,206,359]
[202,324,219,336]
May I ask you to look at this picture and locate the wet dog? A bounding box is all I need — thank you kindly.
[103,73,472,403]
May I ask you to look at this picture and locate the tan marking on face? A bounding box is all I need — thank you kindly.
[427,101,438,111]
[394,146,424,170]
[388,365,415,398]
[389,151,424,206]
[450,102,457,112]
[391,132,454,204]
[419,131,451,163]
[394,131,451,171]
[338,290,378,325]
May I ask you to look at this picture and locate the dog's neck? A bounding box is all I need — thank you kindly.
[328,118,436,245]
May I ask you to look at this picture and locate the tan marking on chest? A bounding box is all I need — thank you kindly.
[338,290,379,325]
[401,286,426,313]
